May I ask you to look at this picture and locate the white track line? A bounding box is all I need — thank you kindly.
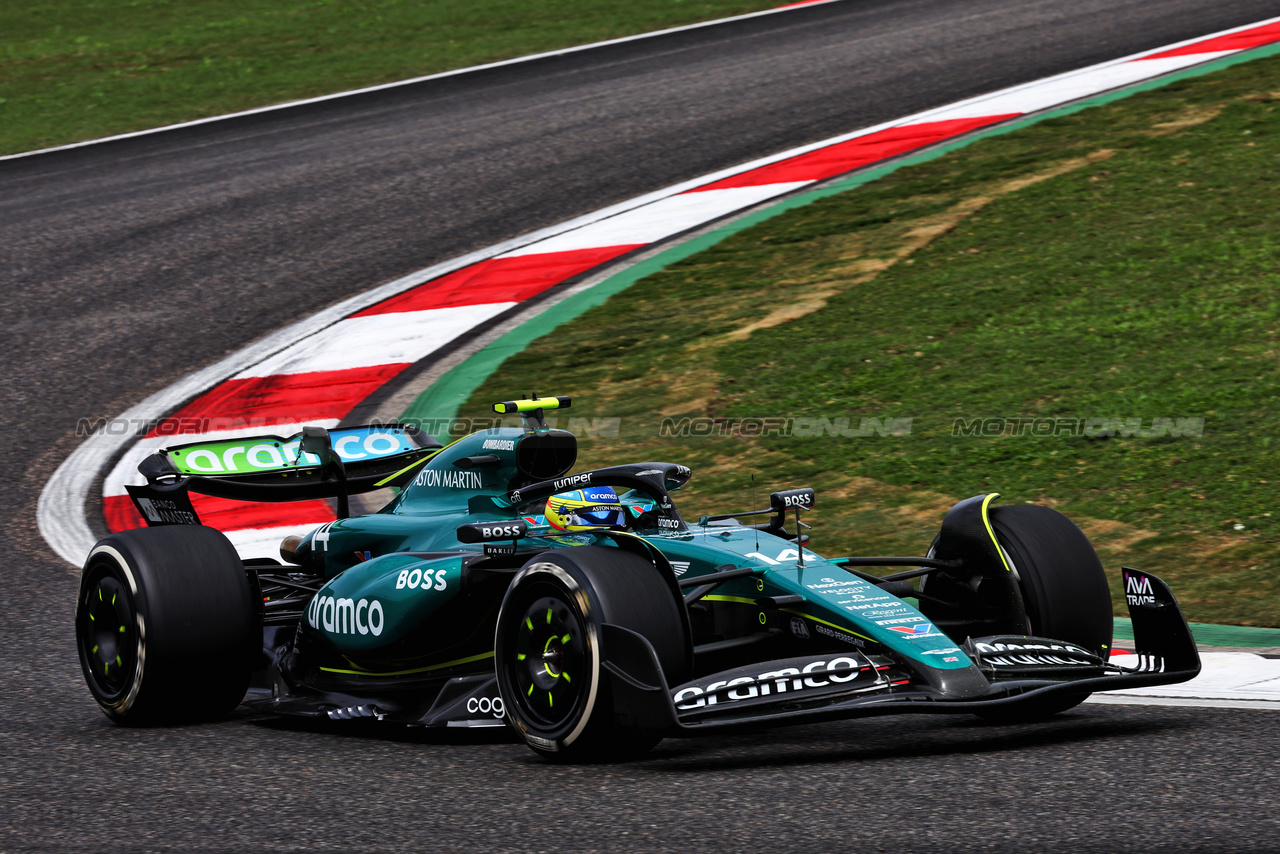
[1090,652,1280,710]
[1089,696,1280,711]
[0,0,846,163]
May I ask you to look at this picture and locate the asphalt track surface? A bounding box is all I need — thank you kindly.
[5,0,1280,849]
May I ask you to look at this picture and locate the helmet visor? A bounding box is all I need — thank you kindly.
[577,506,626,528]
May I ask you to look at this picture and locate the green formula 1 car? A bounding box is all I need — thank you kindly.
[76,396,1200,760]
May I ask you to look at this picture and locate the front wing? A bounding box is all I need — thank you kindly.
[600,568,1201,735]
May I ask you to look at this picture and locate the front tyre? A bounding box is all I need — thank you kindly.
[990,505,1112,658]
[495,546,688,762]
[978,505,1112,721]
[76,526,258,725]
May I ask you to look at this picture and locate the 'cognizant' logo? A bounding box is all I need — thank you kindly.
[467,696,505,718]
[308,595,384,636]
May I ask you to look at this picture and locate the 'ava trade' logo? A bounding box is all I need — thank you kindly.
[1124,572,1157,607]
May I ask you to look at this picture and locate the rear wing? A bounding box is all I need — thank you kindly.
[126,424,442,525]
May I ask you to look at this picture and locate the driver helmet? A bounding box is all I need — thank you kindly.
[545,486,625,531]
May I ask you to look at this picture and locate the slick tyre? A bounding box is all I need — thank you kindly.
[979,505,1113,721]
[75,525,258,725]
[495,546,688,762]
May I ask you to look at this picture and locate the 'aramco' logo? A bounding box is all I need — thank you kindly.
[308,595,384,636]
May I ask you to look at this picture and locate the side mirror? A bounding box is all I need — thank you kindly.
[770,488,815,513]
[457,520,528,557]
[769,488,815,563]
[456,520,528,544]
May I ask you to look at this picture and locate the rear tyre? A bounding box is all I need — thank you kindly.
[495,546,688,762]
[976,505,1112,721]
[75,526,258,725]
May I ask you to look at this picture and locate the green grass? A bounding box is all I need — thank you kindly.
[457,53,1280,627]
[0,0,782,156]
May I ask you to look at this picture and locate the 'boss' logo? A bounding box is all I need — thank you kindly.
[396,568,448,591]
[771,488,816,512]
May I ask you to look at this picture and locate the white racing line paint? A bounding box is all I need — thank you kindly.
[0,0,845,163]
[35,13,1280,710]
[1089,652,1280,711]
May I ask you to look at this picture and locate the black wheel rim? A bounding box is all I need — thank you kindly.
[77,565,137,700]
[509,587,587,730]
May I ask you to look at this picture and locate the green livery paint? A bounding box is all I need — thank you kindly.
[308,553,462,651]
